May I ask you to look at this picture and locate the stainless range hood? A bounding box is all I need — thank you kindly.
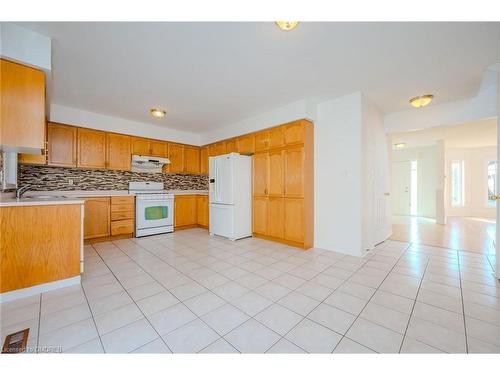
[131,155,170,173]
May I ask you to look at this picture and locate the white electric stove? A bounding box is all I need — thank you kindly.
[129,182,174,237]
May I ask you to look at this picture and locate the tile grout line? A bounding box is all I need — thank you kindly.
[456,250,469,353]
[397,250,430,353]
[90,243,177,353]
[80,281,106,353]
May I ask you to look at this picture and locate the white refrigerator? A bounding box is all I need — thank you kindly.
[209,153,252,240]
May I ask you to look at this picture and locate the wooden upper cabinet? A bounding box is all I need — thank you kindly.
[106,133,131,171]
[268,150,284,196]
[150,140,167,157]
[168,143,185,173]
[269,126,285,149]
[200,146,209,174]
[77,128,107,169]
[83,197,110,239]
[1,59,45,153]
[252,197,268,236]
[18,153,46,165]
[284,198,304,243]
[284,121,305,145]
[131,137,150,155]
[237,134,255,155]
[225,139,238,153]
[252,152,269,196]
[284,146,304,197]
[208,142,226,157]
[47,122,77,167]
[185,146,200,174]
[254,131,270,152]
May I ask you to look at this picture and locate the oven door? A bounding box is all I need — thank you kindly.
[136,197,173,230]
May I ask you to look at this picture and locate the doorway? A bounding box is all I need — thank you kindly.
[391,160,418,216]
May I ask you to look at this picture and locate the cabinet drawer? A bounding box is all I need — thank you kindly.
[111,203,134,213]
[111,196,134,205]
[111,219,134,235]
[111,210,134,221]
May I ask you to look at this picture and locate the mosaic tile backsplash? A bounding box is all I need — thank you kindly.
[18,164,209,191]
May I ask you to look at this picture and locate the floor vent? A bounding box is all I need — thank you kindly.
[2,329,29,354]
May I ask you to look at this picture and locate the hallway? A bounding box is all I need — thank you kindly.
[391,216,496,255]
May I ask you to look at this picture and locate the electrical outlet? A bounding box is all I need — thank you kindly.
[68,179,74,186]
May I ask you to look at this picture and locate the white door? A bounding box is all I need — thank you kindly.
[209,203,234,238]
[209,155,234,205]
[392,161,411,216]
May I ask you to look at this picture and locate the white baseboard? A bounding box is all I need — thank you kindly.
[0,276,81,303]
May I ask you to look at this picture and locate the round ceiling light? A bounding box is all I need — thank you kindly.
[275,21,299,31]
[409,94,434,108]
[394,143,406,149]
[150,108,167,118]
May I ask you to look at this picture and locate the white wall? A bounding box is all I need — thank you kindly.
[0,23,51,70]
[392,145,438,218]
[445,146,497,219]
[314,92,364,256]
[200,99,316,144]
[50,104,201,146]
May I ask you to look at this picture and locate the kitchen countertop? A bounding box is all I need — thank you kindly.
[0,190,208,207]
[22,189,208,197]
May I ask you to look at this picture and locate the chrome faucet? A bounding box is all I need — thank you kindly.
[16,185,31,199]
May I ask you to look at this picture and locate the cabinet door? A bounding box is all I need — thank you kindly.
[168,143,185,173]
[83,198,110,239]
[185,146,200,174]
[268,150,284,196]
[268,197,284,239]
[208,142,226,156]
[150,140,167,157]
[1,59,45,151]
[254,131,270,152]
[131,137,150,155]
[237,134,255,155]
[284,121,305,145]
[225,139,238,153]
[48,123,77,167]
[252,197,268,235]
[269,126,285,149]
[196,195,209,227]
[284,146,304,197]
[200,146,209,174]
[284,198,304,243]
[252,152,269,196]
[77,128,107,169]
[174,195,197,227]
[19,153,46,165]
[107,133,131,170]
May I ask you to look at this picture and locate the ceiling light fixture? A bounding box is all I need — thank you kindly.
[150,108,166,118]
[275,21,299,31]
[409,94,434,108]
[394,143,406,149]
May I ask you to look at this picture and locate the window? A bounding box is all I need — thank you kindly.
[450,160,464,207]
[487,160,497,206]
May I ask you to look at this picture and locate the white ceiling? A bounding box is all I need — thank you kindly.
[20,22,500,133]
[390,118,497,149]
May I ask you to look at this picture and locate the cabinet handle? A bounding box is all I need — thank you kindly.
[264,188,268,195]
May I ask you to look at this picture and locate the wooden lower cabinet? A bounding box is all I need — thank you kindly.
[111,219,134,236]
[110,196,135,236]
[0,204,82,293]
[196,195,209,228]
[174,195,197,228]
[252,197,268,236]
[284,198,304,244]
[83,197,110,239]
[268,197,284,239]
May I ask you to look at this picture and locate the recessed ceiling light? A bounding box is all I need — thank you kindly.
[150,108,166,118]
[409,94,434,108]
[394,143,406,149]
[275,21,299,31]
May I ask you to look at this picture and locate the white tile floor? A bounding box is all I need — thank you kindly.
[1,228,499,353]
